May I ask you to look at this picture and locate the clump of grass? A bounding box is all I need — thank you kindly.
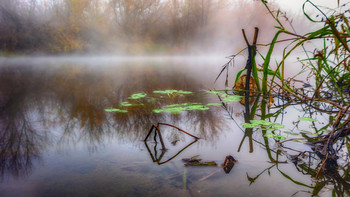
[218,0,349,109]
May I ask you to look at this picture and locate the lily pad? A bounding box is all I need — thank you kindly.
[153,103,210,114]
[266,134,286,140]
[241,120,284,131]
[206,103,222,106]
[153,90,178,94]
[299,117,316,122]
[120,102,133,107]
[105,108,128,113]
[153,90,193,96]
[152,109,165,113]
[128,93,147,100]
[222,95,243,102]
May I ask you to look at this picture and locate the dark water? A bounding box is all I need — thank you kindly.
[0,57,340,196]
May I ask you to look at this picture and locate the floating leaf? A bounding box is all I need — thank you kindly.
[242,123,256,128]
[266,134,275,138]
[178,90,193,94]
[206,90,223,95]
[120,102,133,107]
[206,103,222,106]
[105,108,128,113]
[153,90,177,94]
[273,124,285,129]
[128,93,147,99]
[266,134,286,140]
[152,109,164,113]
[251,120,274,126]
[274,135,286,140]
[222,95,243,102]
[153,103,210,114]
[299,117,316,122]
[241,120,284,130]
[153,90,192,95]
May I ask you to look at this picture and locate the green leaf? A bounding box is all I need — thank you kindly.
[178,90,193,94]
[266,134,276,138]
[155,103,211,114]
[242,123,256,128]
[105,108,128,113]
[206,103,222,106]
[242,120,284,130]
[234,69,247,86]
[128,93,147,99]
[152,109,164,113]
[299,117,316,122]
[206,90,226,96]
[251,120,273,126]
[266,134,286,140]
[273,124,285,129]
[120,102,133,107]
[223,95,243,102]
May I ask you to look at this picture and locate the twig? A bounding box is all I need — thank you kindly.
[158,123,200,139]
[315,152,329,179]
[198,169,221,182]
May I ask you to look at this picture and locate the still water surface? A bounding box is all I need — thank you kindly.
[0,57,330,196]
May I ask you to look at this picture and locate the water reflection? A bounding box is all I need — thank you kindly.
[222,88,350,195]
[2,59,349,196]
[0,66,48,180]
[0,61,225,180]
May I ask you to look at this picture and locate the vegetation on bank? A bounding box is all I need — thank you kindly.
[0,0,281,55]
[216,0,350,189]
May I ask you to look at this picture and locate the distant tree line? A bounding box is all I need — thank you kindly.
[0,0,278,55]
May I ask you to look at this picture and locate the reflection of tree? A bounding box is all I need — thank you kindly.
[0,67,47,180]
[0,62,226,178]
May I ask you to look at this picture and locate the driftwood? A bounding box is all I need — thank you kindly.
[144,123,199,165]
[241,27,259,105]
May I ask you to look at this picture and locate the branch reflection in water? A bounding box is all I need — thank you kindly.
[0,61,226,180]
[219,85,350,196]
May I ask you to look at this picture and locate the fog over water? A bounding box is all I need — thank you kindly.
[1,1,350,197]
[2,0,346,57]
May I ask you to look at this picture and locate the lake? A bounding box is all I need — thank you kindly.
[0,56,343,196]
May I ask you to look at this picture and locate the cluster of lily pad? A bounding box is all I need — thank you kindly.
[266,134,286,140]
[153,90,193,96]
[152,103,211,114]
[128,93,147,100]
[104,108,128,113]
[105,89,243,114]
[104,93,149,113]
[241,120,284,131]
[206,90,243,102]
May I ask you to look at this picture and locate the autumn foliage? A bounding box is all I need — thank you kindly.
[0,0,278,55]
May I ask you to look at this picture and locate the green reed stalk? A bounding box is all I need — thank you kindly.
[262,31,282,95]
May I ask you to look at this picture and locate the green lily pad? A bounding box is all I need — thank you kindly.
[128,93,147,99]
[206,103,222,106]
[153,90,178,94]
[241,123,256,128]
[266,134,286,140]
[178,90,193,94]
[120,102,133,107]
[241,120,284,130]
[299,117,316,122]
[153,103,210,114]
[152,109,165,113]
[222,95,243,102]
[105,108,128,113]
[153,90,193,95]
